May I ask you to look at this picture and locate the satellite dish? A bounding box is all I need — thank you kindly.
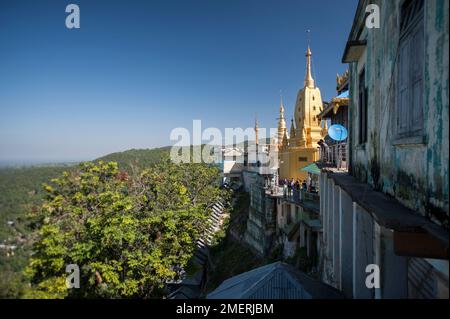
[328,124,348,141]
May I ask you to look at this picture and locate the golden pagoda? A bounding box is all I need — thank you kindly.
[279,45,325,180]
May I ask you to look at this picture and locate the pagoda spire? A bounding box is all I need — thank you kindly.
[254,115,259,146]
[304,46,315,88]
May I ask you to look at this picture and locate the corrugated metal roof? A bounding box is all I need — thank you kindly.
[207,262,344,299]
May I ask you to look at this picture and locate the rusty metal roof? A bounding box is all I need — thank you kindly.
[207,262,344,299]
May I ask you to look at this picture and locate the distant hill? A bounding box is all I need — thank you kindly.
[96,147,172,172]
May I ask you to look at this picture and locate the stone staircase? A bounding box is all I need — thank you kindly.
[167,200,228,299]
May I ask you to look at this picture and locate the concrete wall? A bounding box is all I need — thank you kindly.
[340,189,354,298]
[327,178,334,266]
[349,0,449,224]
[317,174,337,291]
[352,203,374,299]
[333,185,341,289]
[378,227,408,298]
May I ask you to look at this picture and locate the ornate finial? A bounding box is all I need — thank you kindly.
[306,29,311,48]
[279,90,285,113]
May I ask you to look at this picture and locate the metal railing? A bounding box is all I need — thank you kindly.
[281,187,320,210]
[319,143,347,170]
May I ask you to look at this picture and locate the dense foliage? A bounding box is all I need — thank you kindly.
[24,160,226,298]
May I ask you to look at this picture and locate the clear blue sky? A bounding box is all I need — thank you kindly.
[0,0,357,163]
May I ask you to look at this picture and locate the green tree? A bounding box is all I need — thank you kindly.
[24,160,227,298]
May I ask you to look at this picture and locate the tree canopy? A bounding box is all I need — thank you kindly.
[24,160,227,298]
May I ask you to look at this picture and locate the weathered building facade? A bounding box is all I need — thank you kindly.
[276,191,321,265]
[345,0,448,224]
[242,136,280,255]
[244,173,278,255]
[319,0,449,299]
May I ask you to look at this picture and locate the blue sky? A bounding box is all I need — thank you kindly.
[0,0,357,163]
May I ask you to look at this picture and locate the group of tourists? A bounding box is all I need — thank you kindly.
[280,176,316,198]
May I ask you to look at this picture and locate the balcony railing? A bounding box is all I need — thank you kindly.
[319,142,347,170]
[281,188,320,213]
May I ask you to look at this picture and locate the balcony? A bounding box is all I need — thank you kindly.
[318,142,347,171]
[284,188,320,214]
[264,181,320,213]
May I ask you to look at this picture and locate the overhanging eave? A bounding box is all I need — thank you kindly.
[342,40,367,63]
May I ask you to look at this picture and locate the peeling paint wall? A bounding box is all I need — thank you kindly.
[348,0,449,225]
